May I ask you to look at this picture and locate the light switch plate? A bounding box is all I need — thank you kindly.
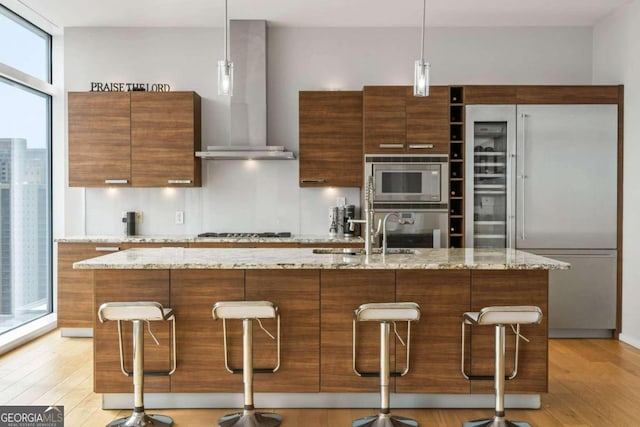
[336,197,346,207]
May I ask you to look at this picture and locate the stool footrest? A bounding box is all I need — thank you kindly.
[358,371,405,378]
[465,375,513,381]
[230,368,277,375]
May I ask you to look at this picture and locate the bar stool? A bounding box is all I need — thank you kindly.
[97,301,177,427]
[212,301,282,427]
[352,302,421,427]
[460,306,543,427]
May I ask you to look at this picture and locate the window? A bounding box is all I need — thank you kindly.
[0,6,52,335]
[0,6,51,82]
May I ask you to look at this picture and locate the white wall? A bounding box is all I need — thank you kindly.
[62,26,593,237]
[593,0,640,348]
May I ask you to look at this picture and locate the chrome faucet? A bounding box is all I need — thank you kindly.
[381,213,415,256]
[348,176,381,256]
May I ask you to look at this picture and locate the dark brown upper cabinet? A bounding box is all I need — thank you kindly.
[299,91,363,187]
[68,91,201,187]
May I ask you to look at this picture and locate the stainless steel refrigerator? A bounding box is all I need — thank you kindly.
[465,104,618,337]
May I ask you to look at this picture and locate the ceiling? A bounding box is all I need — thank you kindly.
[15,0,631,30]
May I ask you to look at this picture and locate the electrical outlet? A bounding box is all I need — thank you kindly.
[336,197,346,207]
[136,212,143,223]
[175,211,184,225]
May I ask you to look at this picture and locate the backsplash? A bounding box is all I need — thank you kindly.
[83,160,360,236]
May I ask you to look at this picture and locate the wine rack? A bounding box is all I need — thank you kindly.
[449,86,465,248]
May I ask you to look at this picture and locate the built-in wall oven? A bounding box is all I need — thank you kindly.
[365,155,449,248]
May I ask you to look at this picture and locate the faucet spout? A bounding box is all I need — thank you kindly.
[382,213,415,256]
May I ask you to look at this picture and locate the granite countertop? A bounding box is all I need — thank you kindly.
[73,247,570,270]
[56,235,364,244]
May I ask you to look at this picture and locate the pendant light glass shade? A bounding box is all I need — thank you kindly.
[217,59,233,96]
[414,60,430,96]
[414,0,430,97]
[218,0,233,96]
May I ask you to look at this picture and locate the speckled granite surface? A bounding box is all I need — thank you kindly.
[56,235,363,244]
[74,247,570,270]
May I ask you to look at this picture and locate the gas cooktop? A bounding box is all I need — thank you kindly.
[197,232,292,238]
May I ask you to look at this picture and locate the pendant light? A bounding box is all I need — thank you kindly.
[414,0,430,96]
[217,0,233,96]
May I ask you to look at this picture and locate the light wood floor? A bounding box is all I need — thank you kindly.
[1,331,640,426]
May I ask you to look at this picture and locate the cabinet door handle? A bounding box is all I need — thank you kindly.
[95,246,120,252]
[104,179,128,184]
[518,113,528,240]
[300,178,326,183]
[409,144,434,149]
[167,179,192,184]
[379,144,404,149]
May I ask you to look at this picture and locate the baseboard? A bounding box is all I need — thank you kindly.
[0,314,57,355]
[619,333,640,349]
[102,393,540,410]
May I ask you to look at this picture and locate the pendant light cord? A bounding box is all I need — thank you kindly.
[224,0,228,63]
[420,0,426,63]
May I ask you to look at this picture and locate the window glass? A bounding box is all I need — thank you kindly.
[0,6,52,335]
[0,6,51,82]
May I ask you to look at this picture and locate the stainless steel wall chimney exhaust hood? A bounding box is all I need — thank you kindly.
[196,20,295,160]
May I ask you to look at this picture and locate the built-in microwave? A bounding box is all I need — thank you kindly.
[365,155,449,206]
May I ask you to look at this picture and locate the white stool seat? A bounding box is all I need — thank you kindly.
[355,302,421,322]
[98,301,174,322]
[464,306,542,326]
[212,301,277,320]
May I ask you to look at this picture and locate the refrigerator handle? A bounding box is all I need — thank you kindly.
[518,113,528,241]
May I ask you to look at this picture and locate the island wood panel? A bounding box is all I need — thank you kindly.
[245,270,320,392]
[516,86,620,104]
[363,86,407,154]
[299,91,363,187]
[57,243,122,328]
[320,270,396,392]
[130,92,201,187]
[93,270,171,393]
[464,86,518,105]
[469,270,548,394]
[395,270,471,393]
[406,86,450,154]
[68,92,131,186]
[170,269,245,392]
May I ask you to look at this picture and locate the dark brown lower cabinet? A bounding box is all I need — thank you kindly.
[170,269,245,392]
[320,270,396,392]
[469,270,549,394]
[93,270,172,393]
[395,270,471,393]
[90,267,548,395]
[246,270,320,392]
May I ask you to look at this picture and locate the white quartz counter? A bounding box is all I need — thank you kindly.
[73,247,569,270]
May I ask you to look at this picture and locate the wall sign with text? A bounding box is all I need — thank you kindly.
[90,82,171,92]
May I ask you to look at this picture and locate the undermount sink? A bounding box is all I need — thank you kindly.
[312,248,415,255]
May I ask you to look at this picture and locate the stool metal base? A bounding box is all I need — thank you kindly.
[106,412,173,427]
[218,409,282,427]
[353,414,418,427]
[463,418,531,427]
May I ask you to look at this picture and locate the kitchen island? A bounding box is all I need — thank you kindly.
[74,248,567,410]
